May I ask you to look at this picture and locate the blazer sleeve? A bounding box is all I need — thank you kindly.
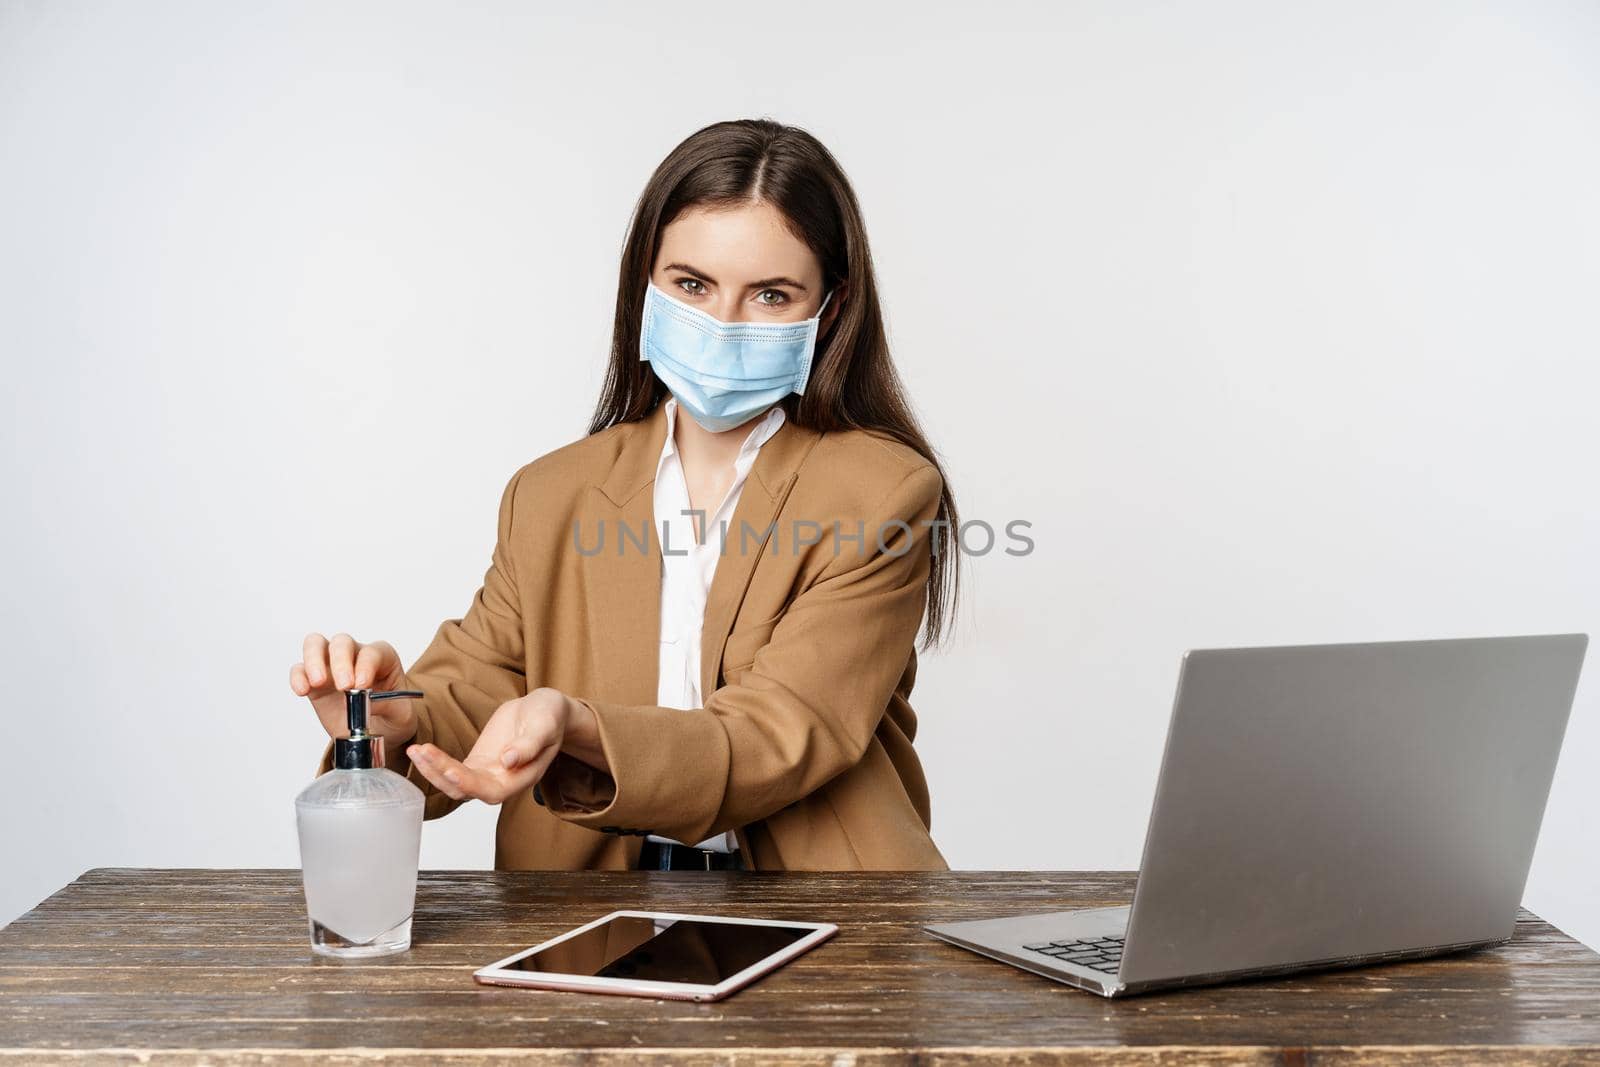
[537,462,942,846]
[315,466,530,820]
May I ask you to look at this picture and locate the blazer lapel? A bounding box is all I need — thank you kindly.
[581,403,670,706]
[698,417,823,700]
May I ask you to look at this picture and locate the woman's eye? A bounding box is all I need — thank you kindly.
[675,278,705,296]
[756,289,788,306]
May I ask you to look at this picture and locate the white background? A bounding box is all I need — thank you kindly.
[2,1,1596,945]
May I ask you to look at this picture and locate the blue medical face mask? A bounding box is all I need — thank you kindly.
[639,280,834,433]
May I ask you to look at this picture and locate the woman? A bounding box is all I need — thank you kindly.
[290,118,959,871]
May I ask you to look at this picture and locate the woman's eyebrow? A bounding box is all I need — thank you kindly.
[751,275,809,292]
[662,261,808,292]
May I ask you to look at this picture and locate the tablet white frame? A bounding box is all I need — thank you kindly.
[472,910,839,1002]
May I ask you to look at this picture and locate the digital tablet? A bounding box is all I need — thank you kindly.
[473,910,837,1002]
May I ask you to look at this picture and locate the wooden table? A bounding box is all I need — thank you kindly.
[2,869,1598,1064]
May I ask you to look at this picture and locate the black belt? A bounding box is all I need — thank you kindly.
[638,839,744,871]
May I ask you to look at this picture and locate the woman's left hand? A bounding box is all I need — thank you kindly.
[407,687,580,804]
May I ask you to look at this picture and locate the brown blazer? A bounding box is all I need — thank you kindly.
[322,400,948,870]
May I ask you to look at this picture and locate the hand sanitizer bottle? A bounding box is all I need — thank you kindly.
[295,687,425,957]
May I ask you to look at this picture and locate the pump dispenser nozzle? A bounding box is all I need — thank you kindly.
[335,688,423,770]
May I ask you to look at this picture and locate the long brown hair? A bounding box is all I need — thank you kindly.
[589,118,959,648]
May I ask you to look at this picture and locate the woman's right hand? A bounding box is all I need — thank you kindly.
[291,633,418,749]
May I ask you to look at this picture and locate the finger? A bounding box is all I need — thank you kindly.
[289,662,310,697]
[498,696,563,769]
[351,643,387,689]
[301,633,331,688]
[499,723,557,769]
[408,745,467,801]
[327,632,357,689]
[373,640,402,672]
[518,742,563,794]
[478,748,552,804]
[447,761,503,802]
[412,743,499,802]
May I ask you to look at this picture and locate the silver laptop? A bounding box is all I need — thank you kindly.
[926,633,1587,997]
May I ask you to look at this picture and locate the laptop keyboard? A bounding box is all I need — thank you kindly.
[1022,936,1125,973]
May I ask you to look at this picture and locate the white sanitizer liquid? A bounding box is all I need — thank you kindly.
[296,790,423,953]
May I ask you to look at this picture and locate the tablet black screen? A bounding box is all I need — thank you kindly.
[503,916,810,984]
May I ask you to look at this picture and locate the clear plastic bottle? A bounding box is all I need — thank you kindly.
[295,688,425,957]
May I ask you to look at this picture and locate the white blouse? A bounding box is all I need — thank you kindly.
[647,397,787,853]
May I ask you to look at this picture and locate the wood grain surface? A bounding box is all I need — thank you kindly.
[1,868,1597,1064]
